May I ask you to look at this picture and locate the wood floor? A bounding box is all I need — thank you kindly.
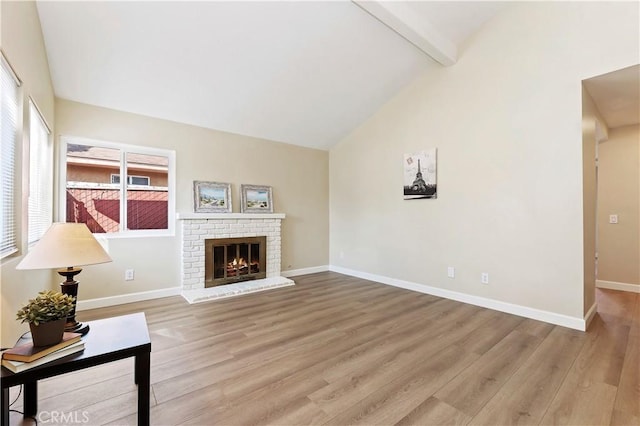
[8,272,640,425]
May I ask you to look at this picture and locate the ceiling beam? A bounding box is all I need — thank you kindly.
[352,0,457,66]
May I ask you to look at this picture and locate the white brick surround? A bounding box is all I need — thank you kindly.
[178,213,285,291]
[179,213,285,290]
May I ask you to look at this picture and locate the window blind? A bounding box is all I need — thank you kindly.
[28,100,52,244]
[1,57,19,257]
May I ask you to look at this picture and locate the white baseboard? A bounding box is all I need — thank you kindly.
[584,302,598,330]
[75,266,330,310]
[282,265,329,278]
[76,287,182,311]
[329,265,586,331]
[596,280,640,293]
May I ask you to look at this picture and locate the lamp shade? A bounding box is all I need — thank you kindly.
[16,223,112,270]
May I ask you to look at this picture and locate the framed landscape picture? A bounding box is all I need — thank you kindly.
[403,149,437,200]
[241,184,273,213]
[193,181,232,213]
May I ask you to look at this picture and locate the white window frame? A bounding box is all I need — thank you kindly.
[110,174,150,186]
[59,136,176,237]
[27,98,53,245]
[1,53,21,258]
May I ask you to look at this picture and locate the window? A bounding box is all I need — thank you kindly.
[28,100,53,244]
[60,137,175,235]
[1,55,20,258]
[110,174,150,186]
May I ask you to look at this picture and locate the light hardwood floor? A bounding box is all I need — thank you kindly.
[8,272,640,425]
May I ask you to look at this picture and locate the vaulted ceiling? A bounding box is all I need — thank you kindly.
[36,2,637,150]
[36,1,505,150]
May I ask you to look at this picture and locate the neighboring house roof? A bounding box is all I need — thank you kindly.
[67,144,168,172]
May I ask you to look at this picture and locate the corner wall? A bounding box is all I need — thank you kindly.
[582,86,608,316]
[329,2,639,326]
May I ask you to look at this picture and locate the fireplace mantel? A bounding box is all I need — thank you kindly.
[178,213,285,220]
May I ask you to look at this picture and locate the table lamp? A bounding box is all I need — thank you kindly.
[16,223,113,334]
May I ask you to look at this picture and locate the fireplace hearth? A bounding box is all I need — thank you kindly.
[205,236,266,287]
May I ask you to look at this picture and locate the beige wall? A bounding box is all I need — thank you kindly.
[1,1,57,347]
[55,98,329,295]
[330,2,639,321]
[597,125,640,287]
[582,87,608,314]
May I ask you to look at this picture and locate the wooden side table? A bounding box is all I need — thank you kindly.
[1,312,151,426]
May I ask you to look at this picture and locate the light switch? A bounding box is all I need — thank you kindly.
[609,214,618,224]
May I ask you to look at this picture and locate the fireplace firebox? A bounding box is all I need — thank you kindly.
[204,236,266,287]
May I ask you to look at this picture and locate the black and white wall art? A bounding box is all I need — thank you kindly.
[403,149,437,200]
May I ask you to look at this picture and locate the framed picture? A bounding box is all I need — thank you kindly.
[403,149,437,200]
[241,184,273,213]
[193,181,232,213]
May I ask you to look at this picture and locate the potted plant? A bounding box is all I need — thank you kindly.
[16,290,75,346]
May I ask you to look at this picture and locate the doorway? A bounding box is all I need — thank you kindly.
[582,64,640,327]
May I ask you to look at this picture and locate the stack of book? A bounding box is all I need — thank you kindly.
[1,332,84,373]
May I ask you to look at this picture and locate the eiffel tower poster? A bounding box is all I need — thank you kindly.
[403,149,437,200]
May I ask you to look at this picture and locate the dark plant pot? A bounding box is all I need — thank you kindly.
[30,318,66,347]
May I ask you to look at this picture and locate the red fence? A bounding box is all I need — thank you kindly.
[66,188,168,233]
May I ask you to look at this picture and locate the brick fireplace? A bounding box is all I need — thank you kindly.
[178,213,293,303]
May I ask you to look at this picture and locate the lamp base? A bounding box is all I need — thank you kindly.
[65,321,90,335]
[58,267,90,335]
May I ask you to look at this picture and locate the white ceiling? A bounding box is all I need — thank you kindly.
[36,1,506,150]
[404,1,506,46]
[583,65,640,129]
[35,2,639,148]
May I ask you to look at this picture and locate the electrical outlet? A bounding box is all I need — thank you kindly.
[609,214,618,224]
[481,272,489,284]
[447,266,455,278]
[125,269,135,281]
